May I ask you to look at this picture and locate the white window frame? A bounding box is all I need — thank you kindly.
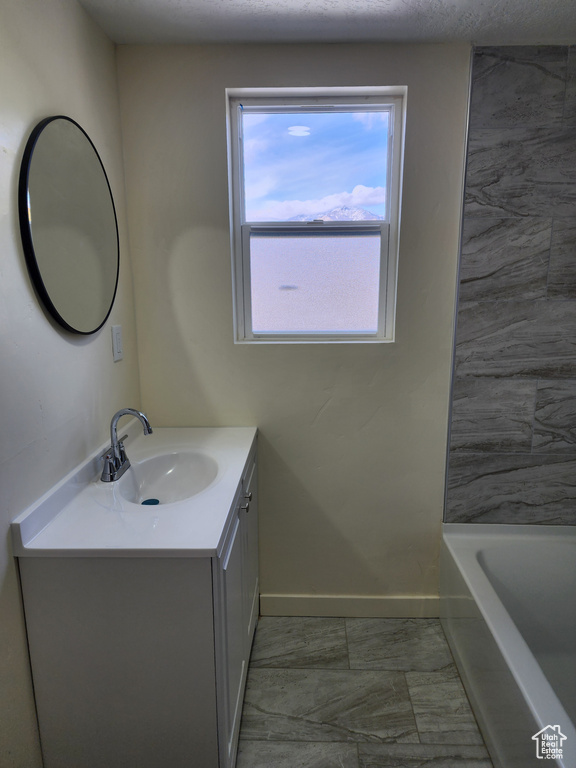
[226,87,406,344]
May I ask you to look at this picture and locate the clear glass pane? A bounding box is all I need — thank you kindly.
[250,231,381,334]
[242,110,389,222]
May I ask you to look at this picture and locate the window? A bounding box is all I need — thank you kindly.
[226,87,406,343]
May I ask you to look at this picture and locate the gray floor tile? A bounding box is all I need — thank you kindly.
[358,743,493,767]
[406,665,485,745]
[250,616,349,668]
[345,618,453,672]
[238,617,493,765]
[240,668,418,744]
[237,741,360,768]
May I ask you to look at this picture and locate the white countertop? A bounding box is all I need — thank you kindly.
[11,426,257,558]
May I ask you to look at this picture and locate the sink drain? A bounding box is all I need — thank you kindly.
[141,498,160,506]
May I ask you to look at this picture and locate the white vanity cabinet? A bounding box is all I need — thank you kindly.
[213,454,259,768]
[15,431,258,768]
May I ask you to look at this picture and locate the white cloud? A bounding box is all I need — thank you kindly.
[287,126,311,136]
[246,184,386,221]
[352,112,389,129]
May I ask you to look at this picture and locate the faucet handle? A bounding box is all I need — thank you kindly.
[100,444,131,482]
[98,435,128,463]
[116,440,128,464]
[101,453,118,482]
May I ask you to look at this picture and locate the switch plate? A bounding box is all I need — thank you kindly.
[111,325,123,362]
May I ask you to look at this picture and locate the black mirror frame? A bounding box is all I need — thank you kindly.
[18,115,120,335]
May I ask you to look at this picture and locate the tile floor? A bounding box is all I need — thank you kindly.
[237,617,494,768]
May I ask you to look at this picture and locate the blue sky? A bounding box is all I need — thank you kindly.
[242,110,389,221]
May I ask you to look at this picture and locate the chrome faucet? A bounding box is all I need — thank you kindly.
[100,408,153,482]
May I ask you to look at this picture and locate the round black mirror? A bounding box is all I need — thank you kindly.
[18,116,119,334]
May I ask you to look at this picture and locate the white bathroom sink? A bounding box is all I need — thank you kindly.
[118,451,219,505]
[10,426,257,557]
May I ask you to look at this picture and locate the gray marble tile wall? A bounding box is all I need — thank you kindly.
[445,46,576,525]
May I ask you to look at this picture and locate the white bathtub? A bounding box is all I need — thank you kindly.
[440,524,576,768]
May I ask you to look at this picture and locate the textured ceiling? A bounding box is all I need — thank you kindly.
[77,0,576,45]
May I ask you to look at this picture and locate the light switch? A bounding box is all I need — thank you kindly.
[111,325,123,362]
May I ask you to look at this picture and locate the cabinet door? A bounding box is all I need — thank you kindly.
[217,509,245,768]
[242,458,259,646]
[213,451,258,768]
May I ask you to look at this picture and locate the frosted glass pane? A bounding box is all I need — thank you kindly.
[250,232,380,334]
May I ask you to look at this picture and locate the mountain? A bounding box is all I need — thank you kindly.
[289,206,384,222]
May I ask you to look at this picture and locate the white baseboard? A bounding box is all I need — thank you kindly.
[259,594,440,618]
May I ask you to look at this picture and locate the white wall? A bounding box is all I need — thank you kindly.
[0,0,140,763]
[117,43,471,617]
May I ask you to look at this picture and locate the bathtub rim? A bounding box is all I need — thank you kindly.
[441,523,576,768]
